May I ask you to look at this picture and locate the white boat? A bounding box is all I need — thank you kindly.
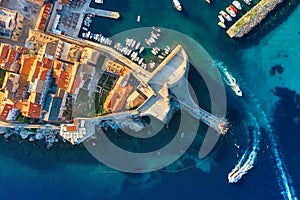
[228,151,256,183]
[95,0,103,4]
[82,27,88,31]
[218,15,225,23]
[151,33,158,40]
[131,40,136,48]
[219,10,232,21]
[152,26,161,32]
[226,6,236,17]
[158,55,165,59]
[149,37,156,43]
[95,34,99,41]
[139,46,144,53]
[127,39,133,46]
[135,42,141,50]
[151,32,158,39]
[243,0,251,5]
[125,38,129,45]
[218,21,226,29]
[137,15,141,22]
[86,31,91,39]
[224,71,242,96]
[145,39,151,46]
[151,49,158,55]
[228,164,253,183]
[232,0,242,10]
[173,0,182,11]
[205,0,211,3]
[138,58,144,65]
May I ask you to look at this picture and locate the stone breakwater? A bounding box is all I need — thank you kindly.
[227,0,284,38]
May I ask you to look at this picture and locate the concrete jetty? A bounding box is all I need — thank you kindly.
[86,8,120,19]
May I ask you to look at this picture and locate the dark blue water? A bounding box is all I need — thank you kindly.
[1,0,300,199]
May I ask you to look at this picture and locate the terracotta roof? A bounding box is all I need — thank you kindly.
[57,71,69,90]
[22,102,41,118]
[32,64,40,79]
[42,57,53,69]
[0,103,13,121]
[20,56,36,75]
[66,125,77,132]
[35,3,52,31]
[7,49,17,63]
[38,68,48,81]
[14,102,23,110]
[61,0,68,5]
[69,76,81,94]
[0,44,9,63]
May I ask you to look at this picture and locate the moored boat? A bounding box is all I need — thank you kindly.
[219,10,232,21]
[243,0,252,5]
[135,42,141,50]
[232,0,242,10]
[145,39,151,46]
[152,26,161,32]
[218,21,226,29]
[226,6,236,17]
[173,0,182,11]
[158,55,165,59]
[230,5,238,14]
[218,15,225,23]
[86,31,91,39]
[139,46,144,53]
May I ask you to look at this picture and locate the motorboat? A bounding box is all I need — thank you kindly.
[219,10,232,21]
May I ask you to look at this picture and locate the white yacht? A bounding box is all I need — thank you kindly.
[219,10,232,21]
[218,15,225,23]
[224,71,242,96]
[173,0,182,11]
[232,0,242,10]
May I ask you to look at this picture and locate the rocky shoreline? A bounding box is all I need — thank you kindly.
[227,0,285,38]
[0,128,59,148]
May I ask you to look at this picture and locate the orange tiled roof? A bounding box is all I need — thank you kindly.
[20,56,36,75]
[0,103,13,121]
[61,0,68,5]
[0,44,9,63]
[38,68,48,81]
[7,49,17,63]
[14,102,23,110]
[22,102,41,119]
[42,57,53,69]
[57,71,69,90]
[32,65,40,79]
[69,76,81,94]
[35,3,52,31]
[66,125,78,132]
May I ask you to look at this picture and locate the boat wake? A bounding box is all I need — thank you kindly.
[212,59,297,199]
[250,98,298,200]
[213,60,242,97]
[233,78,298,200]
[228,111,261,183]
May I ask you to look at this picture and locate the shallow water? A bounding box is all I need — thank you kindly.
[0,0,299,199]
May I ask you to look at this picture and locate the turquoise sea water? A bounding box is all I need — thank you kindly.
[0,0,300,199]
